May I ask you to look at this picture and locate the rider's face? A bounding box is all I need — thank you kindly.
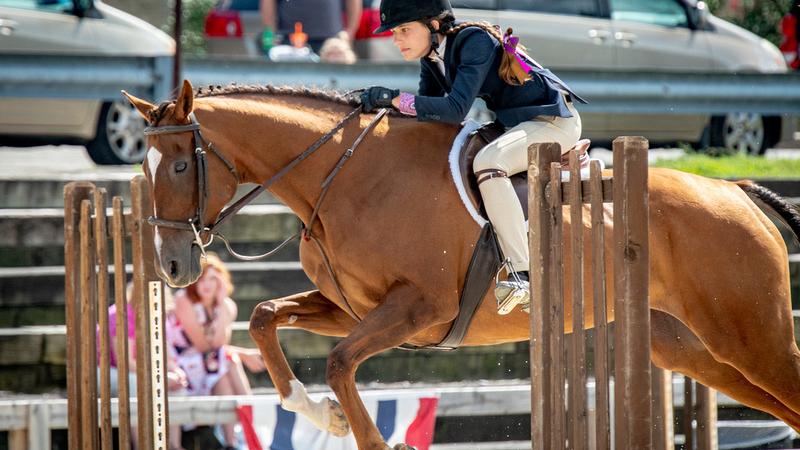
[391,21,432,61]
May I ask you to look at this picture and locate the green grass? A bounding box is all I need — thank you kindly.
[652,153,800,179]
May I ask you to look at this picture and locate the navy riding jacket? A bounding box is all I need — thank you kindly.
[414,26,586,128]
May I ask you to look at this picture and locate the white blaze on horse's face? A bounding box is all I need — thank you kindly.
[147,146,164,260]
[147,146,162,185]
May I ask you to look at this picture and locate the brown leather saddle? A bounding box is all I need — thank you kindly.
[458,122,591,220]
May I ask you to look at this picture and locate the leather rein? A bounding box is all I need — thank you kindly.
[142,106,389,320]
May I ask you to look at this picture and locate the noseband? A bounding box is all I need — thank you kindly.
[142,107,387,261]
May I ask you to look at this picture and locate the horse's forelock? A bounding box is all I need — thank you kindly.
[148,101,174,126]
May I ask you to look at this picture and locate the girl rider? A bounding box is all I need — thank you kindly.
[360,0,586,314]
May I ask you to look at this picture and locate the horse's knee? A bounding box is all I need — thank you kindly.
[326,346,354,388]
[249,300,278,340]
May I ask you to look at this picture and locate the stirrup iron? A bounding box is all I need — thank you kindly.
[494,259,530,315]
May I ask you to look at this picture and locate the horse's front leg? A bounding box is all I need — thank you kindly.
[249,290,358,436]
[327,281,455,450]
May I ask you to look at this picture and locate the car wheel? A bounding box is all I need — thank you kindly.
[709,113,780,156]
[86,101,147,165]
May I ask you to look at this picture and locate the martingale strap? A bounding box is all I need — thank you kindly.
[211,107,364,232]
[304,108,389,239]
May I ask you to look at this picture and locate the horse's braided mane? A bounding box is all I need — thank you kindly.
[195,83,360,105]
[148,83,404,124]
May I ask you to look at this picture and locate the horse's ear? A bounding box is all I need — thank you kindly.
[121,90,155,121]
[174,79,194,123]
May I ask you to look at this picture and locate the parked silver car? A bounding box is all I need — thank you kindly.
[205,0,789,154]
[0,0,174,164]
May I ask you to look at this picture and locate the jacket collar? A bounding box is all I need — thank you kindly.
[421,33,455,91]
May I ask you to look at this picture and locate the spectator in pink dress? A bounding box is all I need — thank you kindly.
[98,283,189,450]
[99,297,137,397]
[171,254,263,450]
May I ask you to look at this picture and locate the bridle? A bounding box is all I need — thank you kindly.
[143,112,240,252]
[142,107,388,262]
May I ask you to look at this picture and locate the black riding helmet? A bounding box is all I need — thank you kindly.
[374,0,453,33]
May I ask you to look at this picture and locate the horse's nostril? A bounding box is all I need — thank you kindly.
[169,260,178,278]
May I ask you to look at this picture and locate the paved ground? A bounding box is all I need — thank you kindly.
[0,145,137,178]
[1,145,799,178]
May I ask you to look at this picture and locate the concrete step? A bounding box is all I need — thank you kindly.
[0,261,314,326]
[0,239,302,268]
[0,204,299,264]
[0,323,522,392]
[0,174,797,209]
[0,238,798,327]
[0,175,279,209]
[2,258,796,326]
[8,309,800,393]
[0,322,518,365]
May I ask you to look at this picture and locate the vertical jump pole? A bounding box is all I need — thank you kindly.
[612,136,651,449]
[529,143,562,449]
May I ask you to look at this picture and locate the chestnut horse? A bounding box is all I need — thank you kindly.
[124,80,800,450]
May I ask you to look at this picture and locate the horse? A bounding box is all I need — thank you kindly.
[123,79,800,450]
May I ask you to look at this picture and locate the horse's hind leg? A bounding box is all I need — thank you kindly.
[651,310,800,431]
[326,280,455,450]
[249,290,359,436]
[671,254,800,420]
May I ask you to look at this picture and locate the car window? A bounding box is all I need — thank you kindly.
[497,0,599,17]
[610,0,689,27]
[0,0,72,12]
[451,0,498,9]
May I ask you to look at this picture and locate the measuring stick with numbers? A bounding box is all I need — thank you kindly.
[148,281,169,450]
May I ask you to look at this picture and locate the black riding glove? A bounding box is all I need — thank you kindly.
[360,86,399,112]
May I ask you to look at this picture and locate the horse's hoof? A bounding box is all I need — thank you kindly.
[392,444,417,450]
[325,398,350,437]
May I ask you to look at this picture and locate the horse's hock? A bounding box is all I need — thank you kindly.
[527,136,717,450]
[64,177,168,450]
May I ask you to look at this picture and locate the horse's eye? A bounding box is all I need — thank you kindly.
[174,161,187,173]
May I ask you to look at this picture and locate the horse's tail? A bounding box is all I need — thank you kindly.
[736,180,800,243]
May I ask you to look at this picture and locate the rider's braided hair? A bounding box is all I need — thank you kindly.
[431,14,532,86]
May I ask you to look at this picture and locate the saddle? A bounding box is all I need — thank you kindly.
[458,122,591,220]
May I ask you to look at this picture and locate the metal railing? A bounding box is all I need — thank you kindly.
[0,54,173,104]
[1,54,799,114]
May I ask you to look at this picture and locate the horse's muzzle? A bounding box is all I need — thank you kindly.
[158,242,202,288]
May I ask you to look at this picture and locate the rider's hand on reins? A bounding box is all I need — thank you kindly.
[360,86,399,112]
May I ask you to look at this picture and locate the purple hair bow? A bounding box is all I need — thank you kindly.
[502,32,537,73]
